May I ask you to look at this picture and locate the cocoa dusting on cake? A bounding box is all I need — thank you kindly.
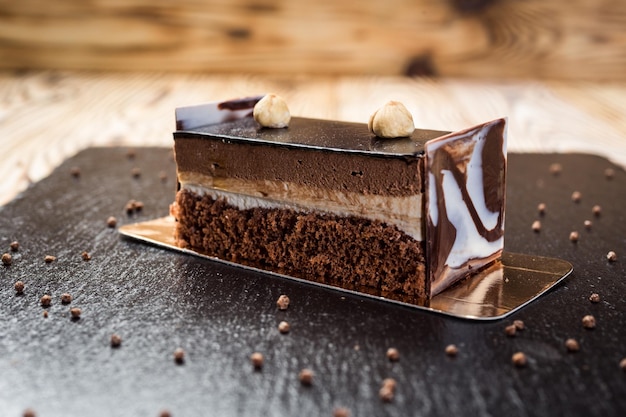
[61,293,72,304]
[81,251,92,261]
[14,280,24,294]
[278,321,290,334]
[512,352,527,368]
[445,344,458,357]
[582,315,596,329]
[276,295,290,311]
[10,240,19,251]
[565,338,580,352]
[250,352,264,370]
[571,191,582,203]
[386,347,400,362]
[173,348,185,364]
[299,368,314,386]
[606,251,617,262]
[589,293,601,303]
[1,252,11,266]
[111,334,122,348]
[107,216,118,228]
[504,324,517,337]
[44,255,56,263]
[532,220,541,233]
[40,294,52,307]
[379,378,396,402]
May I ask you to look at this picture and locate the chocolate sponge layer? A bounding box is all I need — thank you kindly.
[173,189,428,300]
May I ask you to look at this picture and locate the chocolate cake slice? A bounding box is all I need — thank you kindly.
[170,96,507,301]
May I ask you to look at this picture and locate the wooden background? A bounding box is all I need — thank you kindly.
[0,0,625,80]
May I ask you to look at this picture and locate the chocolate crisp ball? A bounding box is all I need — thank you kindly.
[386,347,400,362]
[565,338,580,352]
[582,315,596,329]
[111,334,122,348]
[512,352,527,367]
[276,294,290,310]
[10,241,19,251]
[1,252,12,266]
[173,348,185,364]
[278,321,290,334]
[14,281,25,294]
[505,324,517,337]
[250,352,264,370]
[299,368,314,386]
[445,344,458,357]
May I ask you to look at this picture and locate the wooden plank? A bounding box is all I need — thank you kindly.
[0,0,624,81]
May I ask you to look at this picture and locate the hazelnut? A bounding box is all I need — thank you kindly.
[368,101,414,138]
[253,93,290,128]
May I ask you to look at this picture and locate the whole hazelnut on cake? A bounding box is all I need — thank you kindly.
[368,101,415,138]
[253,93,291,128]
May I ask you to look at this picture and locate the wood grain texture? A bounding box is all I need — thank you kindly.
[2,71,626,206]
[0,0,625,80]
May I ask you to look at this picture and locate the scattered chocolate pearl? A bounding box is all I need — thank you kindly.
[531,220,541,232]
[604,168,615,179]
[537,203,546,215]
[445,344,458,357]
[571,191,582,203]
[276,294,290,310]
[512,352,527,367]
[173,348,185,364]
[278,321,290,334]
[584,220,592,230]
[70,307,82,319]
[386,347,400,362]
[42,310,48,318]
[61,293,72,304]
[10,241,19,251]
[333,407,350,417]
[582,315,596,329]
[23,409,36,417]
[159,411,172,417]
[299,368,314,386]
[513,320,525,331]
[250,352,264,369]
[565,338,580,352]
[549,163,562,175]
[111,334,122,348]
[607,251,617,262]
[14,280,25,294]
[107,216,118,228]
[589,293,601,303]
[81,251,92,261]
[379,378,396,402]
[40,294,52,307]
[125,199,144,214]
[131,167,142,178]
[44,255,56,263]
[70,166,81,178]
[504,324,517,337]
[569,231,580,243]
[620,358,626,372]
[1,252,12,266]
[592,205,602,216]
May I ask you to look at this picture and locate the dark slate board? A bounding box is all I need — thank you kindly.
[0,148,624,417]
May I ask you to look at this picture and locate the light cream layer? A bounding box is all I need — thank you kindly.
[179,172,424,240]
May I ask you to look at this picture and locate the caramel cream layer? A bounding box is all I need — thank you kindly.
[179,172,424,240]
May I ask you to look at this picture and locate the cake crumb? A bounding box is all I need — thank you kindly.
[111,334,122,348]
[379,378,396,402]
[40,294,52,307]
[23,409,36,417]
[61,293,72,304]
[278,321,290,334]
[14,280,25,294]
[70,307,82,319]
[44,255,56,263]
[584,220,592,230]
[2,252,12,266]
[607,251,617,262]
[333,407,350,417]
[571,191,582,203]
[505,324,517,337]
[173,348,185,364]
[513,320,525,331]
[589,293,601,303]
[276,294,290,310]
[445,344,458,357]
[107,216,118,228]
[582,315,596,329]
[299,368,314,386]
[10,241,19,251]
[592,205,602,216]
[250,352,264,370]
[549,163,562,175]
[386,347,400,362]
[512,352,527,367]
[70,166,81,178]
[531,220,541,232]
[537,203,546,215]
[569,231,579,242]
[565,338,580,352]
[81,251,92,261]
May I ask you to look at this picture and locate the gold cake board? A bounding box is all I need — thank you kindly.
[120,216,573,321]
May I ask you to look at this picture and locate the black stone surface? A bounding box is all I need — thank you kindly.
[0,148,624,417]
